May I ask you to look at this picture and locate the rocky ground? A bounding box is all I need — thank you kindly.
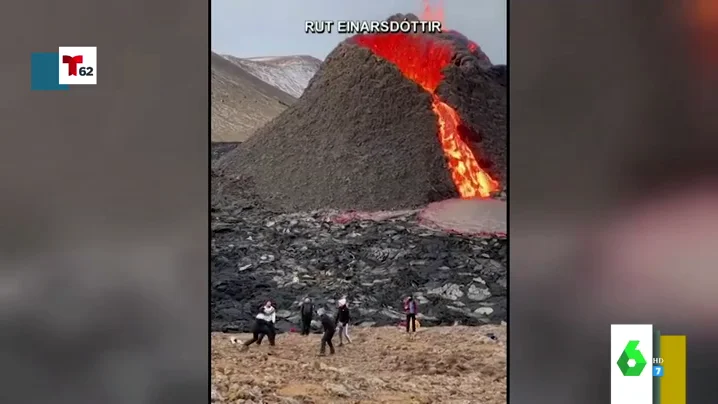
[211,141,507,333]
[212,325,506,404]
[211,195,506,333]
[212,142,240,160]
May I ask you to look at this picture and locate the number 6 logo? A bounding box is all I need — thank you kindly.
[617,340,648,376]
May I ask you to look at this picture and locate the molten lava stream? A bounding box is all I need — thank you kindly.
[432,96,498,197]
[353,33,499,198]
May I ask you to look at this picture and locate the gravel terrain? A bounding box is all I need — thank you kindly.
[212,142,241,160]
[212,325,506,404]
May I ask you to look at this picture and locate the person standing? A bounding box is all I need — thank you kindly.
[299,297,314,336]
[335,298,352,346]
[242,301,276,349]
[318,308,336,356]
[404,295,418,338]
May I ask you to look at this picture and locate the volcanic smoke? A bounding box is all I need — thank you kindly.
[353,33,499,198]
[421,0,445,26]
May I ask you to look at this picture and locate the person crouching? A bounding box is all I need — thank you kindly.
[241,301,277,350]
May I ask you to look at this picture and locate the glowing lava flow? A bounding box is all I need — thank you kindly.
[353,33,499,198]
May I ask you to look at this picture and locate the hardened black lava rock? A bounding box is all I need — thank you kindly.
[210,193,507,333]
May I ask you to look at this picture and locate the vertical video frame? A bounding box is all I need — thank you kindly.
[211,0,507,402]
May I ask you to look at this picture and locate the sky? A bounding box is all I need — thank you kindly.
[211,0,506,64]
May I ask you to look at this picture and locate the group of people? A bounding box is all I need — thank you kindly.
[240,295,420,355]
[298,296,353,355]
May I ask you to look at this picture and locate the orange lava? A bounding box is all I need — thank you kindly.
[354,33,499,198]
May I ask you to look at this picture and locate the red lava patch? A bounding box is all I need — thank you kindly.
[326,199,506,238]
[418,198,506,237]
[328,209,419,224]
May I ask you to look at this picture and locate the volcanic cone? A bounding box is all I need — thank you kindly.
[217,16,506,212]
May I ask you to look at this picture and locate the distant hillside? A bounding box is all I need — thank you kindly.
[223,54,322,98]
[211,52,296,142]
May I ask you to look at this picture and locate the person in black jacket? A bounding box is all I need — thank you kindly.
[241,301,277,350]
[299,297,314,336]
[317,308,336,356]
[335,298,352,346]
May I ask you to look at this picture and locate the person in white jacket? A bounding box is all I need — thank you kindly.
[335,298,352,346]
[242,301,277,349]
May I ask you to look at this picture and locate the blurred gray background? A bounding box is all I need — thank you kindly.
[0,0,208,403]
[511,0,718,402]
[1,0,717,402]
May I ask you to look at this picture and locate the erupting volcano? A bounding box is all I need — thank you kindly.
[353,33,499,198]
[217,13,506,213]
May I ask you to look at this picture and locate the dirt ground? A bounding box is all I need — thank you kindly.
[212,325,506,404]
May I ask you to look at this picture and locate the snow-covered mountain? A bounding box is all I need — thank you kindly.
[211,52,296,142]
[222,55,322,98]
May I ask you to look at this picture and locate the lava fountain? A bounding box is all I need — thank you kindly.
[353,33,499,198]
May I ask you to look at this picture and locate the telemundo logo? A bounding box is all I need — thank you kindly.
[617,340,664,376]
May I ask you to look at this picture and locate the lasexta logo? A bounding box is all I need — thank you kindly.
[617,340,647,376]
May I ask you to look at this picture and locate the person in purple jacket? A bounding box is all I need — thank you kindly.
[403,295,418,338]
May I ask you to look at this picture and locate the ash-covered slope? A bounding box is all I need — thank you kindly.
[217,19,506,212]
[224,55,322,98]
[211,52,297,142]
[218,43,457,212]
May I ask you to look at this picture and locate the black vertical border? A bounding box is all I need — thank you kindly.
[208,0,214,399]
[504,0,511,401]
